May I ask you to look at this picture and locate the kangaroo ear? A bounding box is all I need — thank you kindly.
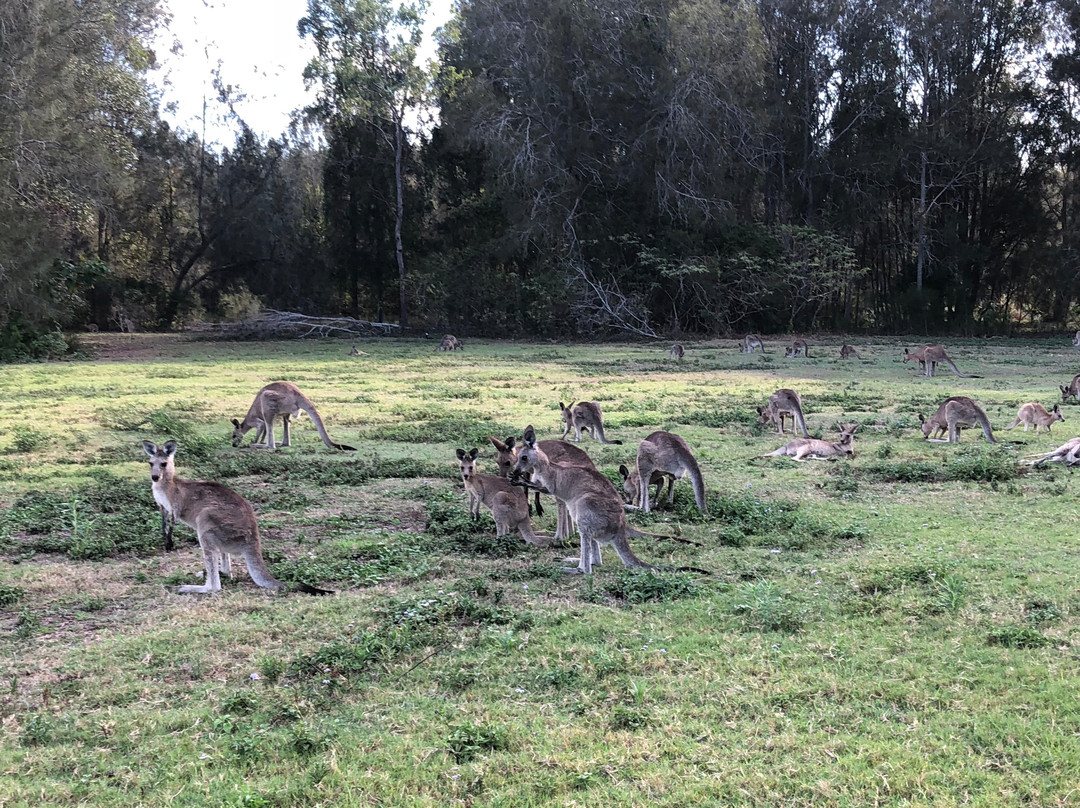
[1053,404,1060,412]
[163,440,178,457]
[918,414,926,423]
[505,436,516,449]
[489,436,508,452]
[1062,386,1068,393]
[904,348,910,355]
[619,464,630,479]
[523,425,537,447]
[142,440,158,457]
[559,402,566,411]
[232,418,240,427]
[456,448,467,460]
[756,406,764,415]
[469,448,479,460]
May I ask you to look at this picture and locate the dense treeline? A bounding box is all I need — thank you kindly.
[4,0,1080,357]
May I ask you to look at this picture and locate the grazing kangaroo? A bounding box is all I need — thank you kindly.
[739,334,769,353]
[903,344,980,378]
[1073,331,1080,347]
[840,344,862,360]
[763,424,858,461]
[559,401,622,444]
[231,382,355,451]
[669,343,685,360]
[784,338,812,358]
[920,397,997,443]
[1026,437,1080,466]
[436,334,462,351]
[510,426,702,575]
[1006,403,1064,433]
[618,431,707,514]
[757,389,810,437]
[1060,374,1080,403]
[455,448,544,545]
[143,440,330,595]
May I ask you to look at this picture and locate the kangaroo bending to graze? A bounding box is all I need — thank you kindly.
[840,344,861,360]
[455,448,545,546]
[231,382,355,451]
[763,424,858,461]
[559,401,622,444]
[143,440,330,595]
[919,396,997,443]
[739,334,769,353]
[903,344,980,378]
[1006,403,1064,433]
[1026,437,1080,466]
[510,426,705,575]
[669,343,684,360]
[785,338,811,358]
[619,431,707,514]
[1060,375,1080,403]
[436,334,463,351]
[757,389,810,437]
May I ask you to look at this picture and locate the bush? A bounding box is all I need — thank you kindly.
[987,625,1053,649]
[445,722,509,763]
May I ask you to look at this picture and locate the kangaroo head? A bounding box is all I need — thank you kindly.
[1053,404,1065,422]
[231,417,249,447]
[617,464,639,504]
[511,426,542,481]
[143,439,178,483]
[903,348,912,362]
[456,447,480,481]
[489,436,518,477]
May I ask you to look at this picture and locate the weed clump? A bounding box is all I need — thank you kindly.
[987,625,1053,648]
[732,580,806,632]
[445,722,509,763]
[0,583,26,607]
[601,569,702,604]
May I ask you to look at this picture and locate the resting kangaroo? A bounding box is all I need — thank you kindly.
[763,424,858,461]
[784,338,811,358]
[231,382,355,451]
[455,448,544,546]
[739,334,769,353]
[618,431,707,514]
[919,396,997,443]
[143,440,329,595]
[903,344,980,378]
[1060,374,1080,403]
[489,435,599,541]
[669,343,684,360]
[840,344,862,360]
[757,389,810,437]
[1006,403,1064,433]
[1026,437,1080,466]
[559,401,622,444]
[510,426,701,575]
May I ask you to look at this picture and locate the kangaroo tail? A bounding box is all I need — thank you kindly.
[947,359,979,378]
[795,406,810,438]
[978,412,998,444]
[687,458,708,513]
[303,402,354,450]
[596,423,622,445]
[293,582,335,596]
[626,526,704,546]
[243,551,287,591]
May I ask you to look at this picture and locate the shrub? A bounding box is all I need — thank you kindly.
[0,584,26,607]
[445,722,509,763]
[987,625,1053,648]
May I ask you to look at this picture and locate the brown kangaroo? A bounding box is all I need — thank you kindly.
[784,338,811,358]
[757,389,810,437]
[669,343,685,360]
[739,334,769,353]
[1060,374,1080,403]
[839,344,862,360]
[455,448,544,546]
[919,397,997,443]
[763,424,858,461]
[618,431,707,514]
[1005,403,1064,433]
[231,382,355,451]
[903,344,980,378]
[559,401,622,444]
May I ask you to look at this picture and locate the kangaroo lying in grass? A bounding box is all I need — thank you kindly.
[763,424,858,461]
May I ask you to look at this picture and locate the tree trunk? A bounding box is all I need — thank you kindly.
[394,114,408,330]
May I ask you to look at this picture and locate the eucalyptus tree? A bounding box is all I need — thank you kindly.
[300,0,429,327]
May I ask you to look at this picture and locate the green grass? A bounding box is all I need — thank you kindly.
[2,332,1080,806]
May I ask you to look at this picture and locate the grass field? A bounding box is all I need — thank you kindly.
[2,333,1080,807]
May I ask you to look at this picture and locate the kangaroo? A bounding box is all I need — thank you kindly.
[436,334,462,351]
[903,344,980,378]
[1006,403,1064,433]
[1073,331,1080,347]
[1060,374,1080,403]
[142,440,330,595]
[349,344,367,356]
[489,435,602,541]
[669,343,685,360]
[757,389,810,437]
[510,426,702,575]
[919,396,997,443]
[840,344,861,360]
[763,424,858,461]
[1026,437,1080,466]
[784,338,812,358]
[618,431,707,514]
[559,401,622,445]
[455,448,544,545]
[739,334,769,353]
[231,382,355,451]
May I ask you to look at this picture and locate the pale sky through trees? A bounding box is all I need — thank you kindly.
[151,0,452,146]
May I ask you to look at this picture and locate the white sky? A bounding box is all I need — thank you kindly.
[150,0,453,148]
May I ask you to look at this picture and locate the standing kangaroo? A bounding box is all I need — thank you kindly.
[840,344,862,360]
[618,431,707,514]
[455,448,544,546]
[1072,331,1080,347]
[489,435,599,541]
[919,397,997,443]
[1060,374,1080,403]
[669,343,685,360]
[559,401,622,444]
[143,440,329,595]
[785,338,811,358]
[510,426,666,575]
[1006,403,1064,433]
[757,389,810,437]
[763,424,858,461]
[903,344,980,378]
[739,334,769,353]
[231,382,355,451]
